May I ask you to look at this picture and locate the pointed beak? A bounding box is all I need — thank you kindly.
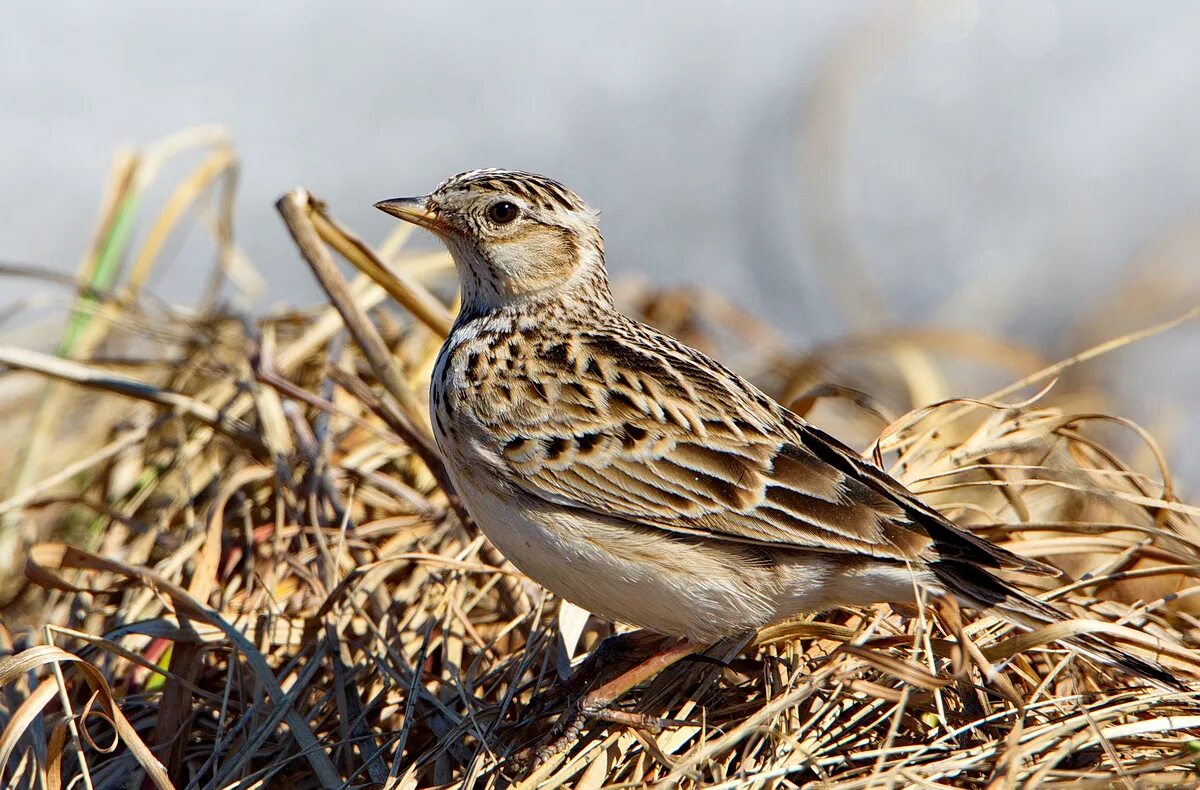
[373,196,455,234]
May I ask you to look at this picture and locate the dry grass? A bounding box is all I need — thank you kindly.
[1,133,1200,790]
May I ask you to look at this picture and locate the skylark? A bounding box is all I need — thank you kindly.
[376,169,1177,750]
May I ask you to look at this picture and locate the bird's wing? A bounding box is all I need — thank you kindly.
[485,320,1056,576]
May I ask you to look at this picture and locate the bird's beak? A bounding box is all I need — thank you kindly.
[373,196,455,234]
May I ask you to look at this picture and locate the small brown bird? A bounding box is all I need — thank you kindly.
[375,169,1177,747]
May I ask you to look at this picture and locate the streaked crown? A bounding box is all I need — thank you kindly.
[433,169,590,214]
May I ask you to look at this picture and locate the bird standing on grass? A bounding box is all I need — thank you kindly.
[375,169,1178,758]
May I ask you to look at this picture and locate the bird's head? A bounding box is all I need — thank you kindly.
[375,169,610,315]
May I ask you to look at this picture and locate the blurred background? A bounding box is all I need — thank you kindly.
[2,0,1199,482]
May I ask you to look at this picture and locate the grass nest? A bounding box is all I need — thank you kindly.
[2,132,1200,789]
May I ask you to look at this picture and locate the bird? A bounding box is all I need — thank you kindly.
[374,169,1179,753]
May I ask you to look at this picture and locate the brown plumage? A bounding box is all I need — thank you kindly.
[376,168,1179,694]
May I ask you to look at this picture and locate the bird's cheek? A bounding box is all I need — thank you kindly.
[495,231,577,295]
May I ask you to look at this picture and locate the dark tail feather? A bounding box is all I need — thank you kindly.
[931,559,1182,690]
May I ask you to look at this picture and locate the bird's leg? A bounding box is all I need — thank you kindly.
[526,629,665,718]
[561,629,668,696]
[533,638,704,768]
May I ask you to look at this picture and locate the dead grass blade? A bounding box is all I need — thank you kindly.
[0,346,266,453]
[0,645,172,789]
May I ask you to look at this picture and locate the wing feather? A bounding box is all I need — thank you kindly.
[481,317,1057,575]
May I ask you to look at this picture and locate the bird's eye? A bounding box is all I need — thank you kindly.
[487,200,520,224]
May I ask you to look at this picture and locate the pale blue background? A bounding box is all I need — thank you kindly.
[2,1,1198,482]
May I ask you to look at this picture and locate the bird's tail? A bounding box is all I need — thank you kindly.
[930,558,1182,690]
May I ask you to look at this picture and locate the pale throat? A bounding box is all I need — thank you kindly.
[448,233,613,317]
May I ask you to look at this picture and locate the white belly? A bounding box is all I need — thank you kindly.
[448,464,893,641]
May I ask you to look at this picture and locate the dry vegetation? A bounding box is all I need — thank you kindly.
[1,131,1200,790]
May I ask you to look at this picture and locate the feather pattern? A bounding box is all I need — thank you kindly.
[436,304,1056,575]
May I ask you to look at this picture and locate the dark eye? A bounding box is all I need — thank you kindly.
[487,200,520,224]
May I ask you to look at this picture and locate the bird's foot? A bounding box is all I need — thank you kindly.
[520,638,704,774]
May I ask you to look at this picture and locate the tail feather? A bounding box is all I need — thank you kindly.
[931,559,1182,690]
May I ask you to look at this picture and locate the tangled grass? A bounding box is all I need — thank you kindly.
[1,132,1199,789]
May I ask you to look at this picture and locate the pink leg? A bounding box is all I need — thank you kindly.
[550,630,668,701]
[534,638,704,766]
